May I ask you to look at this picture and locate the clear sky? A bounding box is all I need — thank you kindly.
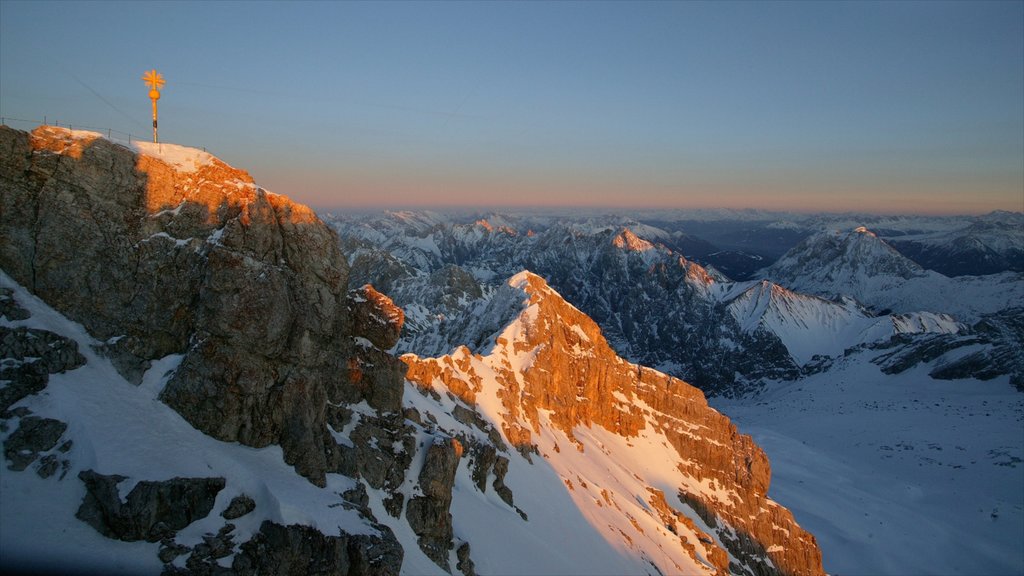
[1,1,1022,215]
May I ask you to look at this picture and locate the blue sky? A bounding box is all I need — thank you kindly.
[1,0,1021,214]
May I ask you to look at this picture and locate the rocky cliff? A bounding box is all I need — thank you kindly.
[1,125,823,575]
[0,125,407,486]
[404,272,824,576]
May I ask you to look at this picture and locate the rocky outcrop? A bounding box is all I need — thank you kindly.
[3,415,68,471]
[75,470,225,542]
[404,272,824,576]
[161,520,403,576]
[0,325,85,413]
[0,125,404,486]
[405,436,463,570]
[220,494,256,520]
[873,307,1024,390]
[230,521,403,576]
[349,284,404,350]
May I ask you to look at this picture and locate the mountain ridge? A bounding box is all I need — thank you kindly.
[0,125,824,575]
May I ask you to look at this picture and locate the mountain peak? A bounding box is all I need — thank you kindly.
[611,227,655,251]
[762,225,925,300]
[404,271,823,575]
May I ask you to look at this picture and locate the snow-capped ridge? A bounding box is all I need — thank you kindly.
[403,270,824,576]
[762,221,1024,320]
[611,227,656,252]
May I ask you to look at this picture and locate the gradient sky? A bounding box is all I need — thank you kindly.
[1,1,1022,215]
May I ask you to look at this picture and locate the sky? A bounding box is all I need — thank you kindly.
[1,1,1022,215]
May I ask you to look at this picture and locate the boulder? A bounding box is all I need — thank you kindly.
[3,415,67,470]
[75,470,225,542]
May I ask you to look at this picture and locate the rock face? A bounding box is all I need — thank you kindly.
[75,470,225,542]
[230,521,403,576]
[0,126,824,575]
[0,125,402,486]
[405,436,462,570]
[3,415,68,471]
[0,325,85,413]
[404,272,824,576]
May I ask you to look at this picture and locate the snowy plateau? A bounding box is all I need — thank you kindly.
[0,125,1021,576]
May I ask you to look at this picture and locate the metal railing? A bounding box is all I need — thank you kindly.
[0,116,206,152]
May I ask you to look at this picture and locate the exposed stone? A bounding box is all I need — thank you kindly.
[0,363,47,415]
[341,482,370,512]
[159,539,192,564]
[456,541,476,576]
[229,521,403,576]
[406,436,462,571]
[334,413,413,497]
[0,326,85,414]
[75,470,225,542]
[404,272,824,576]
[349,284,404,351]
[491,455,514,508]
[0,287,30,320]
[34,450,68,477]
[4,415,67,470]
[0,326,86,373]
[0,125,410,487]
[221,494,256,520]
[468,441,498,494]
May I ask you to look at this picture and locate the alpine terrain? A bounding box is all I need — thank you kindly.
[0,125,826,575]
[330,207,1024,574]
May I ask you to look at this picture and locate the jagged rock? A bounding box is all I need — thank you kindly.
[349,284,404,350]
[3,415,67,470]
[338,345,407,414]
[0,125,408,486]
[873,308,1024,390]
[491,455,514,508]
[341,482,371,512]
[341,215,804,396]
[0,326,85,374]
[405,272,824,575]
[0,325,86,414]
[335,413,413,498]
[159,539,191,563]
[35,454,58,478]
[75,470,225,542]
[468,441,497,494]
[229,521,402,576]
[406,436,463,571]
[0,287,30,320]
[456,541,476,576]
[0,362,48,414]
[221,494,256,520]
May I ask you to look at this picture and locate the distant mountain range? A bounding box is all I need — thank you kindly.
[329,210,1022,395]
[1,125,1020,576]
[0,125,823,576]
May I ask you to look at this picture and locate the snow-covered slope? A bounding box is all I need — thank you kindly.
[723,280,960,365]
[0,268,824,576]
[0,273,387,575]
[0,126,824,576]
[714,347,1024,575]
[760,227,1024,320]
[403,272,823,575]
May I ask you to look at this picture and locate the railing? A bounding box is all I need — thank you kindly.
[0,116,206,152]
